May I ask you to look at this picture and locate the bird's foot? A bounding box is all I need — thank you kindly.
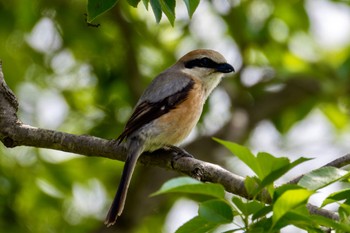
[164,145,194,158]
[160,145,194,169]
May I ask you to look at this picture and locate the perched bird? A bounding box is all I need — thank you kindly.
[105,49,234,226]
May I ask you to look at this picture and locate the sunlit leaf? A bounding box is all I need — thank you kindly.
[273,188,313,224]
[87,0,119,22]
[298,166,349,190]
[151,177,225,198]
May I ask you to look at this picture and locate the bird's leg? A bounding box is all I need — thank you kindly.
[158,145,193,169]
[163,145,194,158]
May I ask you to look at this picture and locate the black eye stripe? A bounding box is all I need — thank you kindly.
[184,57,219,69]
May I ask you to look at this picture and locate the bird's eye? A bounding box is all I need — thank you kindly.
[199,58,211,66]
[184,57,217,69]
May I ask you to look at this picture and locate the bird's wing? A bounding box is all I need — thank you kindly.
[115,73,194,144]
[138,69,194,103]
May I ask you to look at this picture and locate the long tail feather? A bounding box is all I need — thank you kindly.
[105,141,144,227]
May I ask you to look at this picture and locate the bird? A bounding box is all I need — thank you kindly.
[105,49,234,226]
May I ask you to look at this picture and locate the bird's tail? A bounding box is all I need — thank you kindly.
[105,140,144,227]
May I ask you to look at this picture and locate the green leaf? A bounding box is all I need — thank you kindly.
[87,0,119,22]
[252,205,273,220]
[339,204,350,224]
[273,205,350,232]
[214,138,262,178]
[198,200,233,223]
[176,216,218,233]
[322,188,350,207]
[127,0,141,7]
[256,152,289,179]
[309,215,350,232]
[182,0,200,18]
[152,177,225,199]
[159,0,176,26]
[273,184,302,202]
[298,166,349,190]
[273,207,311,231]
[244,176,261,197]
[249,217,273,232]
[232,197,265,216]
[142,0,149,9]
[150,0,162,23]
[273,188,313,224]
[260,157,310,189]
[272,206,331,232]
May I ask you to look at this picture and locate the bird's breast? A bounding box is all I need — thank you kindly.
[143,82,205,151]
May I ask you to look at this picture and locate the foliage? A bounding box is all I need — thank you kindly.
[0,0,350,232]
[154,141,350,232]
[86,0,200,25]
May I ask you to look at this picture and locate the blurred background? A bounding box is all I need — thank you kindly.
[0,0,350,232]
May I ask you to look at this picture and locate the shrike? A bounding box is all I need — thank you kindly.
[105,49,234,226]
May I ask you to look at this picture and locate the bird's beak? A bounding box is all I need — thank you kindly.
[216,63,235,73]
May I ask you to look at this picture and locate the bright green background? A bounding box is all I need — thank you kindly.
[0,0,349,232]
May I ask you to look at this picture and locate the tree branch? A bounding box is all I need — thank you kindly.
[0,62,340,222]
[0,61,252,199]
[288,154,350,185]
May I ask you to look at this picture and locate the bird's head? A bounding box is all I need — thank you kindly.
[180,49,234,74]
[178,49,235,97]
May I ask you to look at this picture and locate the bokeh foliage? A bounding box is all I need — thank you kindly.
[0,0,350,232]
